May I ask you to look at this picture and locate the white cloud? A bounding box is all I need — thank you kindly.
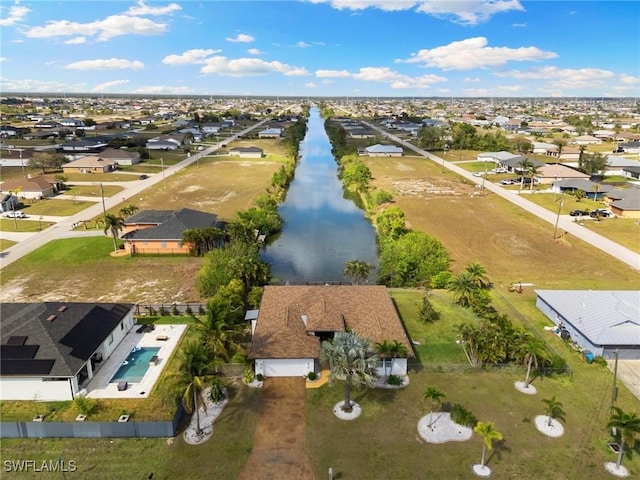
[398,37,557,70]
[463,77,481,82]
[0,77,68,92]
[296,41,311,48]
[0,57,6,62]
[495,66,637,91]
[92,79,129,92]
[162,49,220,65]
[309,0,524,24]
[316,66,446,89]
[64,58,144,70]
[512,23,527,27]
[415,0,525,25]
[126,1,182,16]
[131,85,195,94]
[201,56,309,77]
[247,48,262,55]
[305,82,318,88]
[25,15,167,41]
[464,84,525,96]
[226,34,254,43]
[64,37,86,45]
[0,3,30,27]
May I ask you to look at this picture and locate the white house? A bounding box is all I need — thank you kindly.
[228,146,264,158]
[0,302,135,400]
[248,286,415,378]
[258,128,283,138]
[535,290,640,360]
[362,144,403,157]
[477,151,519,164]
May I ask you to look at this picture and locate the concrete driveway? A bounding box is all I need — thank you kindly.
[611,360,640,403]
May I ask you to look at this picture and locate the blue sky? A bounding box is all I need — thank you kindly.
[1,0,638,97]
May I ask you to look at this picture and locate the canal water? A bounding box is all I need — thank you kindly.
[261,107,378,283]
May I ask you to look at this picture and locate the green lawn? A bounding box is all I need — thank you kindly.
[20,199,94,216]
[61,184,123,197]
[0,238,16,250]
[0,218,54,232]
[63,172,142,182]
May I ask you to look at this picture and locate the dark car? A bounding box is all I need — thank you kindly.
[590,209,612,218]
[569,210,589,217]
[138,174,149,180]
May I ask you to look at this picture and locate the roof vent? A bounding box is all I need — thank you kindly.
[301,315,308,327]
[58,305,67,312]
[46,315,57,322]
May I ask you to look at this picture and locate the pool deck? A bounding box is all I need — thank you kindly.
[84,324,186,399]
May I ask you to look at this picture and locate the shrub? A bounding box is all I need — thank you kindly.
[185,305,193,316]
[198,305,206,315]
[208,377,227,403]
[243,368,255,384]
[430,271,454,289]
[159,305,167,316]
[419,294,440,323]
[307,371,317,381]
[73,393,96,416]
[593,355,608,367]
[450,403,477,428]
[386,374,402,386]
[171,305,179,316]
[256,373,264,382]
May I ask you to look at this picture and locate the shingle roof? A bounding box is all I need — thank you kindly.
[609,187,640,211]
[0,302,134,377]
[248,286,415,360]
[122,208,224,240]
[366,144,403,153]
[535,290,640,347]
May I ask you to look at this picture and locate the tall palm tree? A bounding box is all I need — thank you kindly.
[178,339,211,435]
[527,163,540,192]
[321,331,378,413]
[517,158,532,191]
[608,407,640,471]
[103,213,125,252]
[553,138,567,161]
[194,298,242,362]
[447,272,478,308]
[514,335,547,388]
[542,395,566,427]
[344,260,373,285]
[423,385,445,413]
[464,261,491,290]
[474,421,503,470]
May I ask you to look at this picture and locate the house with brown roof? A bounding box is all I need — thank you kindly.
[536,164,590,184]
[97,148,141,166]
[248,285,415,377]
[0,175,62,199]
[62,155,118,173]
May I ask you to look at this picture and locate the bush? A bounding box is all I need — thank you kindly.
[208,377,227,403]
[185,305,193,316]
[73,393,96,416]
[450,403,477,428]
[386,374,402,386]
[159,305,167,316]
[419,294,440,323]
[593,355,608,367]
[243,368,255,384]
[171,305,179,316]
[256,373,264,382]
[307,371,317,381]
[198,305,206,315]
[430,271,454,289]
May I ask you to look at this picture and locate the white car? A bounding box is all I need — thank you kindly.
[3,211,27,218]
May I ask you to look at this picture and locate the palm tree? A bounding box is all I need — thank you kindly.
[194,298,242,362]
[375,340,393,377]
[514,336,547,388]
[388,340,408,376]
[607,407,640,471]
[447,272,478,308]
[517,158,532,190]
[423,385,445,413]
[177,339,211,435]
[553,138,567,161]
[321,331,378,413]
[118,204,139,218]
[542,395,566,427]
[474,421,503,471]
[527,163,540,192]
[103,213,125,252]
[464,261,491,290]
[344,260,373,285]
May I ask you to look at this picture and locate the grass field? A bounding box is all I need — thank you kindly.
[0,218,54,232]
[18,199,95,217]
[0,239,16,250]
[61,184,124,197]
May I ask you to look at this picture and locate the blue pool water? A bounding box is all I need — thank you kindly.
[110,347,160,383]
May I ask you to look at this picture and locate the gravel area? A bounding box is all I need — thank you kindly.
[417,412,473,443]
[183,387,229,445]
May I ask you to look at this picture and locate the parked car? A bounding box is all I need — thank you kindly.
[3,211,27,218]
[569,210,590,217]
[138,174,149,180]
[590,209,612,218]
[500,179,515,185]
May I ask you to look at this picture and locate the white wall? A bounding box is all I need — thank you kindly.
[1,377,73,401]
[377,358,408,377]
[101,309,135,359]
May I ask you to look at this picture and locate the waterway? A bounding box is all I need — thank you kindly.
[261,107,378,283]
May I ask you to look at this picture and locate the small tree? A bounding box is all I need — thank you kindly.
[73,393,96,416]
[423,385,445,413]
[343,259,373,285]
[607,407,640,472]
[474,421,503,471]
[419,293,440,323]
[103,213,125,252]
[542,395,566,427]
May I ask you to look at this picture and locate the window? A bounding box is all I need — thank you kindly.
[120,321,124,330]
[108,333,114,345]
[160,241,167,248]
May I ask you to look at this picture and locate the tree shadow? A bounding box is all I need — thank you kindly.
[486,438,511,466]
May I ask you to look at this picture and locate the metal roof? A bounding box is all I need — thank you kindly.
[536,290,640,347]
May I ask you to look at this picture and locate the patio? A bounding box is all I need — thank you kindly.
[84,324,186,399]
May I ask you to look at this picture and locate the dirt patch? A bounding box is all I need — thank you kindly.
[392,179,465,197]
[238,377,315,480]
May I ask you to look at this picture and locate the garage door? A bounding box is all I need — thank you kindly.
[603,348,640,360]
[262,358,312,377]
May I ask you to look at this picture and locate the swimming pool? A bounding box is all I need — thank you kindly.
[110,347,160,384]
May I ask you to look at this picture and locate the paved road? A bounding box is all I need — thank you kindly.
[359,119,640,271]
[0,119,271,269]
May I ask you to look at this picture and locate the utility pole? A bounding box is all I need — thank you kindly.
[161,157,166,189]
[99,183,107,217]
[610,349,619,414]
[553,193,564,239]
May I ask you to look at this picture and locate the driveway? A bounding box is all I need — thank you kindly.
[238,377,315,480]
[611,360,640,403]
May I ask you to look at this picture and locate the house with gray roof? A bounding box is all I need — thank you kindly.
[229,146,264,158]
[121,208,226,255]
[0,302,135,400]
[477,151,520,163]
[361,144,403,157]
[536,290,640,359]
[606,187,640,218]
